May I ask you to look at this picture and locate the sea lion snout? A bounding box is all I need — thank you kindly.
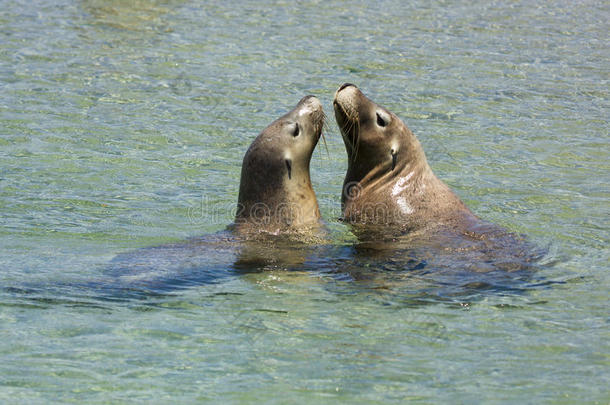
[338,82,356,91]
[333,84,361,123]
[293,95,324,144]
[334,82,359,101]
[297,95,322,115]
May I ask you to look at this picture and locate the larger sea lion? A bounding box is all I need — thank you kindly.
[333,83,478,232]
[333,84,540,272]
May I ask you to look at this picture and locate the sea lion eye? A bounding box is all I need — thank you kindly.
[292,123,300,137]
[376,112,387,127]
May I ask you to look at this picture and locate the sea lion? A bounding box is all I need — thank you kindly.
[105,96,327,293]
[333,83,479,233]
[234,95,325,236]
[333,84,541,272]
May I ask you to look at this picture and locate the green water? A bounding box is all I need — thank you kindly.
[1,0,608,403]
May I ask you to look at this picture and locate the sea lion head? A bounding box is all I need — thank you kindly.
[333,84,428,180]
[236,95,324,232]
[333,84,429,207]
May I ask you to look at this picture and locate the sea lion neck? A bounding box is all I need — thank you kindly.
[342,127,431,193]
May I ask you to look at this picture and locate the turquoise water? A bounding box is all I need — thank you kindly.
[1,0,608,403]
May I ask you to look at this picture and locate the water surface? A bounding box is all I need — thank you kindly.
[1,0,608,403]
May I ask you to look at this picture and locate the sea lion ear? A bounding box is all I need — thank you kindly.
[285,159,292,179]
[391,149,398,171]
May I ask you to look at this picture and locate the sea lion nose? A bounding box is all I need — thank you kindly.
[301,95,322,111]
[338,83,356,92]
[302,95,318,104]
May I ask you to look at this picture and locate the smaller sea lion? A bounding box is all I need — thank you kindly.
[106,96,327,292]
[234,95,325,236]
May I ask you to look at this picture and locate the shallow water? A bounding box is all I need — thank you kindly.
[1,0,608,403]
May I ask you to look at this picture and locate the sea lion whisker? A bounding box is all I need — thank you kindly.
[314,111,329,158]
[342,115,355,142]
[320,131,329,157]
[321,111,329,157]
[340,119,353,152]
[342,116,359,161]
[352,116,361,162]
